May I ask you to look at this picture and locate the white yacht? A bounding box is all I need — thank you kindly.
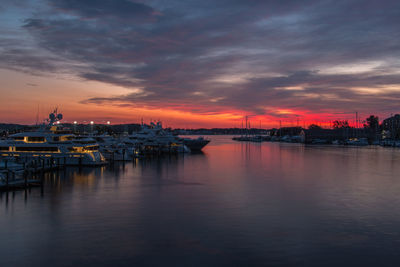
[0,111,106,166]
[75,134,136,161]
[123,122,190,154]
[94,135,136,161]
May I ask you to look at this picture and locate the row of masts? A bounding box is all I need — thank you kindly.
[239,111,369,130]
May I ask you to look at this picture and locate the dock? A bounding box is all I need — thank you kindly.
[0,156,65,191]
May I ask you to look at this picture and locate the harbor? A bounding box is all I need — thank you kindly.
[2,0,400,265]
[0,111,210,191]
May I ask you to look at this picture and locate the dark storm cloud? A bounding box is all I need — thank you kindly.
[2,0,400,118]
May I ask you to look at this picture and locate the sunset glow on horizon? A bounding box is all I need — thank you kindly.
[1,1,400,128]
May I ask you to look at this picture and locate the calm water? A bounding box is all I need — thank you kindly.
[2,136,400,266]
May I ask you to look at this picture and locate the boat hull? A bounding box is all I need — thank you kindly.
[183,139,210,151]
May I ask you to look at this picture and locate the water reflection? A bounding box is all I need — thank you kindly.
[2,137,400,266]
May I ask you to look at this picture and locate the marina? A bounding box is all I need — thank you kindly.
[0,111,210,191]
[1,0,400,265]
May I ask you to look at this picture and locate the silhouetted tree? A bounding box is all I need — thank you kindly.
[332,120,350,129]
[364,115,379,131]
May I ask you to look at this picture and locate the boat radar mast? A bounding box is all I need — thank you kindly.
[47,108,63,126]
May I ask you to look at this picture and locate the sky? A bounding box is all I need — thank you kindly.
[0,0,400,128]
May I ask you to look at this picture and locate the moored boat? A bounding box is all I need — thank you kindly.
[182,137,210,151]
[0,110,106,166]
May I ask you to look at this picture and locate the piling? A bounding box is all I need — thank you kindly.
[6,171,9,190]
[24,170,27,187]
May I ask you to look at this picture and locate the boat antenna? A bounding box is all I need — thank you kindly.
[35,104,40,126]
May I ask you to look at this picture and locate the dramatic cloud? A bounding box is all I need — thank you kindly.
[1,0,400,123]
[50,0,156,21]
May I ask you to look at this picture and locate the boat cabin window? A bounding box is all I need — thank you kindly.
[85,146,99,151]
[27,136,45,142]
[13,137,24,141]
[53,136,60,142]
[61,136,75,141]
[15,146,58,152]
[0,146,9,151]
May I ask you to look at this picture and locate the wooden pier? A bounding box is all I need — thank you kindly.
[0,156,65,191]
